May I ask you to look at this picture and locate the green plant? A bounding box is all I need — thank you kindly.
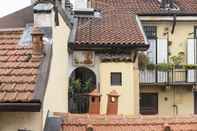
[70,79,81,93]
[146,63,156,70]
[138,53,149,70]
[170,51,185,65]
[157,63,173,71]
[69,78,94,93]
[184,64,197,70]
[83,79,92,92]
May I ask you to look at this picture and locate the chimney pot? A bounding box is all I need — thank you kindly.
[107,90,119,115]
[31,26,44,61]
[88,89,101,114]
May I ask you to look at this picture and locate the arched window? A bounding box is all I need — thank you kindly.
[68,67,96,113]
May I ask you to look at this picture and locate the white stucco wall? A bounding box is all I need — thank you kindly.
[43,13,70,125]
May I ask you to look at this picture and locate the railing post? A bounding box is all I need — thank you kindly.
[185,69,188,83]
[156,67,158,83]
[172,68,174,83]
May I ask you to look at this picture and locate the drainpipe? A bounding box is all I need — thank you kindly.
[171,14,177,34]
[172,86,178,115]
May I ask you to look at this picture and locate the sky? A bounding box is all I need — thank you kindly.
[0,0,31,17]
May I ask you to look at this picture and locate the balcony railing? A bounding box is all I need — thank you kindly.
[140,68,197,84]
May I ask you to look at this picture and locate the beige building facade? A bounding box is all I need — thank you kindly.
[139,18,197,116]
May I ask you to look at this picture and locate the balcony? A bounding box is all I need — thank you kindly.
[140,68,197,85]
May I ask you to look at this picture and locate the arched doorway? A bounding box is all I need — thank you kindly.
[68,67,96,113]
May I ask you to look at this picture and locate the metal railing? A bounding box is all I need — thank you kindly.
[68,93,89,113]
[140,68,197,84]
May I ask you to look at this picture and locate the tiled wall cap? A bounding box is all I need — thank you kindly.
[89,89,101,96]
[108,90,120,97]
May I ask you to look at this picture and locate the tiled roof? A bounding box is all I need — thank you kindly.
[0,29,41,103]
[74,0,147,49]
[0,6,33,29]
[73,0,197,49]
[55,113,197,131]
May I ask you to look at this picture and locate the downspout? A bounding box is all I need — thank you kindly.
[171,13,177,34]
[172,86,178,115]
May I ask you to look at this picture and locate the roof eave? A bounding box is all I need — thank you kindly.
[68,42,149,51]
[0,102,41,112]
[138,13,197,16]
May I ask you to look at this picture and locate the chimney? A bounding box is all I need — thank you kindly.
[88,89,101,114]
[107,90,119,115]
[31,26,44,55]
[160,0,175,9]
[33,2,54,27]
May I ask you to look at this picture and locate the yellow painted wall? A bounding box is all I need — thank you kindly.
[140,21,196,115]
[143,21,197,63]
[99,62,139,115]
[43,13,70,125]
[141,86,194,116]
[0,112,42,131]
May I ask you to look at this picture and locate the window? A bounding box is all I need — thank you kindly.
[143,26,157,39]
[140,93,158,115]
[111,72,122,86]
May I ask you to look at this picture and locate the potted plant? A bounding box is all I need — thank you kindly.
[146,63,156,70]
[157,63,173,72]
[184,64,197,70]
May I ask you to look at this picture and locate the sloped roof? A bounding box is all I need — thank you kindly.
[72,0,197,50]
[0,5,33,29]
[55,113,197,131]
[0,28,52,111]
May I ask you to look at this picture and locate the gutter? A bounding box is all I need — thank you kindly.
[68,18,78,50]
[136,15,149,46]
[0,102,41,112]
[139,16,197,21]
[69,43,149,51]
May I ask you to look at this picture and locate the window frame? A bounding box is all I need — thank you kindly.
[110,72,122,86]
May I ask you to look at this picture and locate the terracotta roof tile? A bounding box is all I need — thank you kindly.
[74,0,197,49]
[58,113,197,131]
[0,29,42,103]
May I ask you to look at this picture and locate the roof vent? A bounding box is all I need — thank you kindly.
[160,0,179,10]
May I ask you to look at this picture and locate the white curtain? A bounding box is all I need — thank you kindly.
[157,39,168,83]
[140,39,156,83]
[147,39,156,64]
[187,39,196,82]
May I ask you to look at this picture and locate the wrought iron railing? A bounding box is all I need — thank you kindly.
[68,93,89,113]
[140,68,197,84]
